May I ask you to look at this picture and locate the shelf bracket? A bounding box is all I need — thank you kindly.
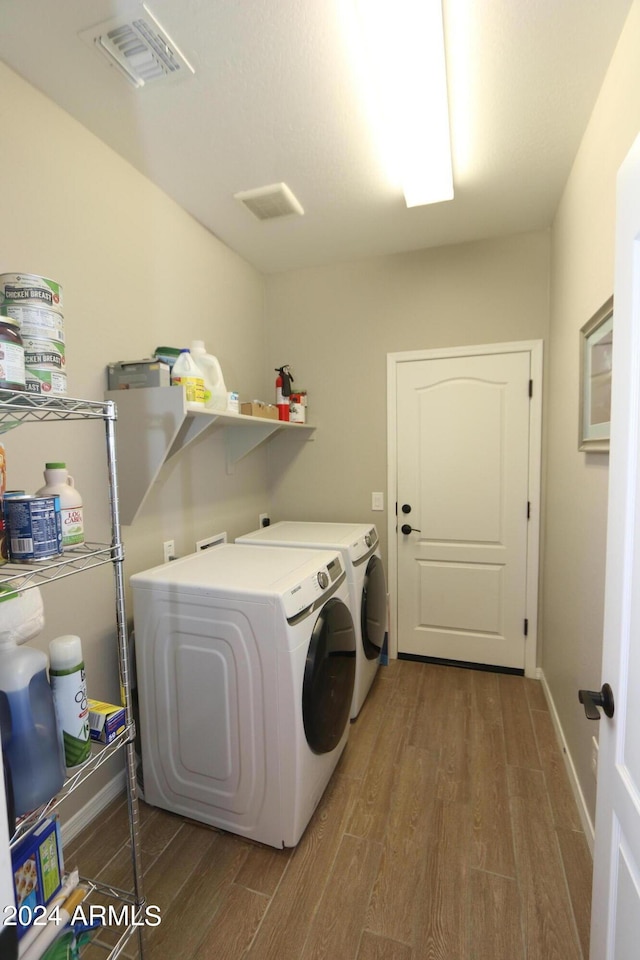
[106,387,194,524]
[225,421,281,473]
[166,411,223,460]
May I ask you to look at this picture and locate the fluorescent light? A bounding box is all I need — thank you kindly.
[354,0,454,207]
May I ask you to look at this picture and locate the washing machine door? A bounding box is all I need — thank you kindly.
[303,598,356,755]
[361,555,387,660]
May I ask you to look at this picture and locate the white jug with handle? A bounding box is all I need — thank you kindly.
[36,461,84,547]
[190,340,228,412]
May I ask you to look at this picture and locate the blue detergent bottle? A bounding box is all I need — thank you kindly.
[0,587,65,817]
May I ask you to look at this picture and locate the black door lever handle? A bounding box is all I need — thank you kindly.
[578,683,615,720]
[401,524,421,535]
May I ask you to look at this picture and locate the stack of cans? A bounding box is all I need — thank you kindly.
[0,444,64,564]
[0,273,66,395]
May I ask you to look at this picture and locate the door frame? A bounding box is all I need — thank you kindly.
[589,131,640,959]
[387,340,544,678]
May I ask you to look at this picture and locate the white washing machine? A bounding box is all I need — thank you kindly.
[236,522,387,719]
[131,543,355,849]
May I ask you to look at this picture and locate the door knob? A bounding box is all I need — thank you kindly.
[578,683,615,720]
[401,524,421,535]
[401,504,412,514]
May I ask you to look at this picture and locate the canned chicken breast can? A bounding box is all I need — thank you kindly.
[5,495,63,561]
[25,370,67,396]
[0,273,63,314]
[23,337,65,371]
[2,305,65,343]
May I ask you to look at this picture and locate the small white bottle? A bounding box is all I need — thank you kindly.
[36,461,84,547]
[189,340,228,411]
[171,349,205,410]
[49,634,91,770]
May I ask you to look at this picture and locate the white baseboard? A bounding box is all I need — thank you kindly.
[60,770,126,845]
[538,668,595,854]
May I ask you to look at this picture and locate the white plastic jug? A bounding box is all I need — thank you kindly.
[190,341,228,412]
[171,349,205,410]
[0,588,65,816]
[36,462,84,547]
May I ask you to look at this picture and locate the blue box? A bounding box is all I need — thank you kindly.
[88,699,126,744]
[11,816,64,938]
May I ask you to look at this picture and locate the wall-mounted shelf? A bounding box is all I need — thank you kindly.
[105,386,314,524]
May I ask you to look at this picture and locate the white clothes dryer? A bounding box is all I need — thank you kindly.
[131,543,355,849]
[236,522,387,719]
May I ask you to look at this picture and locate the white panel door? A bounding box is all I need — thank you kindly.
[396,351,531,670]
[590,132,640,959]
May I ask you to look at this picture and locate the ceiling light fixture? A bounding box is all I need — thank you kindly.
[354,0,454,207]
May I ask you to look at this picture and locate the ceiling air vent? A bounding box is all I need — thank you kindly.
[234,184,304,221]
[79,4,195,89]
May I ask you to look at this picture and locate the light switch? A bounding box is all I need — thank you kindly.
[371,492,384,511]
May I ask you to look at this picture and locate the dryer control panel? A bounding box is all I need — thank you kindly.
[348,527,378,565]
[283,555,344,620]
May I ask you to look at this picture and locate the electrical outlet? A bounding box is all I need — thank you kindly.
[163,539,176,563]
[196,532,227,551]
[259,513,271,528]
[591,736,599,779]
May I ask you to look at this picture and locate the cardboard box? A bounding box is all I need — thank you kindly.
[88,699,126,744]
[107,360,170,390]
[12,817,63,938]
[241,402,279,420]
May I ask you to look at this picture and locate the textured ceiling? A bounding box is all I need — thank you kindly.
[0,0,633,273]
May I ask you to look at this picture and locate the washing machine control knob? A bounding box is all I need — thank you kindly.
[317,571,329,590]
[365,534,372,548]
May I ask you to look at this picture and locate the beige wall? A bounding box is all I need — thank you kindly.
[265,231,550,566]
[0,63,270,819]
[543,0,640,827]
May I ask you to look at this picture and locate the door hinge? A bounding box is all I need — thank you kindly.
[528,379,533,398]
[524,618,529,636]
[527,501,531,519]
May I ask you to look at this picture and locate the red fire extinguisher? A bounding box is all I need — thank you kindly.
[275,365,293,421]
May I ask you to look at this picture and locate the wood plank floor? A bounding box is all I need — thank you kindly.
[65,660,593,960]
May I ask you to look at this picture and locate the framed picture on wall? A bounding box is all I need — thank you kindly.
[579,295,613,452]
